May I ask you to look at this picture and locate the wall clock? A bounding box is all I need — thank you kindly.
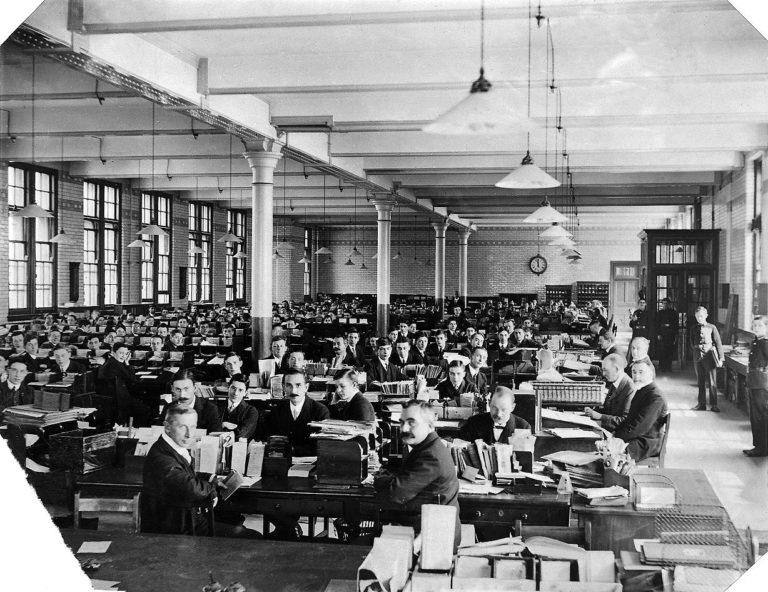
[529,254,547,275]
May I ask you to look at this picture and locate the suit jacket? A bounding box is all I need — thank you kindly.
[366,359,405,386]
[221,400,259,441]
[390,352,416,368]
[48,359,88,384]
[160,397,222,434]
[600,373,636,430]
[459,412,531,444]
[688,322,724,363]
[141,435,217,535]
[96,355,139,393]
[436,378,475,404]
[330,391,376,422]
[267,397,330,455]
[346,344,366,367]
[264,355,290,375]
[9,351,40,373]
[410,348,428,366]
[0,381,32,413]
[465,367,488,393]
[614,382,668,461]
[329,351,358,370]
[373,432,461,550]
[426,343,448,360]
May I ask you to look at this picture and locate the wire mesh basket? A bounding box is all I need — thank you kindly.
[533,380,604,404]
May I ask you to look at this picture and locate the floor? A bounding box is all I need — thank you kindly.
[656,365,768,531]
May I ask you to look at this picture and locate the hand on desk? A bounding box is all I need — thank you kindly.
[584,407,603,421]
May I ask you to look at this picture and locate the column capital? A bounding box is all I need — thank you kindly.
[458,228,472,244]
[432,221,449,237]
[371,198,397,212]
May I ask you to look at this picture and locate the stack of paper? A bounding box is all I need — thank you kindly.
[3,405,80,428]
[575,485,629,506]
[308,419,375,441]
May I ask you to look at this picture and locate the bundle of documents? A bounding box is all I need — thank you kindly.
[304,362,328,377]
[415,364,444,380]
[308,419,374,440]
[449,437,536,480]
[574,485,630,506]
[545,428,603,440]
[640,542,737,569]
[541,409,602,431]
[3,404,80,428]
[379,380,413,398]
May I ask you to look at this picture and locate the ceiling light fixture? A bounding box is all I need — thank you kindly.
[523,196,566,224]
[314,175,332,255]
[540,223,571,239]
[495,0,559,189]
[218,135,242,243]
[137,103,169,236]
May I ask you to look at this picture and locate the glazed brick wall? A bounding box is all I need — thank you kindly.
[121,187,143,305]
[273,224,305,303]
[0,164,8,320]
[315,224,642,301]
[57,175,85,306]
[210,205,228,306]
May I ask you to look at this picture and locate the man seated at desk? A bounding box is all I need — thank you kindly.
[366,339,406,387]
[222,352,244,381]
[142,405,257,538]
[85,335,105,365]
[436,360,475,405]
[287,350,307,371]
[410,331,429,366]
[329,368,376,422]
[48,344,87,383]
[465,347,489,393]
[159,369,222,433]
[460,333,485,359]
[584,353,635,430]
[598,331,620,359]
[147,336,167,362]
[459,386,531,444]
[163,330,186,352]
[0,360,32,413]
[221,373,258,441]
[613,358,668,461]
[426,331,449,362]
[266,368,330,455]
[373,400,461,550]
[345,328,365,366]
[263,336,289,375]
[329,335,356,370]
[390,338,416,369]
[510,327,537,349]
[96,343,152,426]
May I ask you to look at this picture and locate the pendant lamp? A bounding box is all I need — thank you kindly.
[218,136,242,243]
[548,235,576,247]
[298,254,310,264]
[314,175,332,255]
[495,0,559,189]
[524,197,566,224]
[128,238,149,248]
[233,248,247,259]
[50,228,72,244]
[272,249,284,260]
[188,243,204,255]
[360,262,368,270]
[540,223,572,239]
[344,258,355,266]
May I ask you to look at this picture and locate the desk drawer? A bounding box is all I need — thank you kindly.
[460,503,569,527]
[246,496,344,517]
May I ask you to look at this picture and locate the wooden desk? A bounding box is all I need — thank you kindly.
[724,353,749,410]
[574,469,722,554]
[76,465,571,531]
[61,529,368,592]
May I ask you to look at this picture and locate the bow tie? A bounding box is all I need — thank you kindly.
[493,424,505,429]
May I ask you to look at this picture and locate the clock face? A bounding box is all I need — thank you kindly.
[529,255,547,275]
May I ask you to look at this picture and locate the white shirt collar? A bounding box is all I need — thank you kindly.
[161,432,192,464]
[290,397,305,419]
[468,365,479,376]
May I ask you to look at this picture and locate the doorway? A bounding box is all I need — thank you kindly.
[610,261,641,332]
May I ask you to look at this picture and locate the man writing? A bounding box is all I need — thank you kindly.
[459,386,531,444]
[373,400,461,550]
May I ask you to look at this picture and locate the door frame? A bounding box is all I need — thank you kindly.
[609,261,641,330]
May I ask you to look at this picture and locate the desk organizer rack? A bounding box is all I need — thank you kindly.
[533,381,604,404]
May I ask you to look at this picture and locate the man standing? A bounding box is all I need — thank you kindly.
[689,306,724,412]
[630,298,649,340]
[267,369,330,455]
[585,353,636,430]
[373,400,461,550]
[656,298,679,372]
[459,386,531,444]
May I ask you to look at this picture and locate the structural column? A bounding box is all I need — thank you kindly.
[244,140,283,363]
[373,199,396,337]
[458,229,471,309]
[433,221,448,321]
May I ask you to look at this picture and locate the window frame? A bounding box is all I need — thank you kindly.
[188,202,213,302]
[139,192,172,305]
[225,210,247,304]
[83,180,122,307]
[7,162,58,316]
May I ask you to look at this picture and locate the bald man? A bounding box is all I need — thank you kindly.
[459,386,531,444]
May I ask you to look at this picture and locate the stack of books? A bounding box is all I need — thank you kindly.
[3,404,80,428]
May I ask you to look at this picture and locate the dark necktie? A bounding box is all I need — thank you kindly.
[604,382,615,406]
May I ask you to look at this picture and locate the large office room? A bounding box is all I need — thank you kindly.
[2,1,768,591]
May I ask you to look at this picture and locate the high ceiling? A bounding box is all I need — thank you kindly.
[2,0,767,231]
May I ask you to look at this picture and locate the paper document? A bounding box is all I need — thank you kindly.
[76,541,112,554]
[541,409,601,430]
[542,450,601,466]
[546,428,603,439]
[574,486,628,499]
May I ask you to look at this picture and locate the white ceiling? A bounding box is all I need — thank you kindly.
[1,0,767,230]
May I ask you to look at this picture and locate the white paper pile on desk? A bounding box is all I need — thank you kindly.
[575,485,630,506]
[3,404,84,428]
[543,451,603,488]
[308,419,374,440]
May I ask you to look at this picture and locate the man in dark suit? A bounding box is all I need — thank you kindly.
[465,347,489,394]
[426,331,449,363]
[366,339,406,387]
[436,360,475,404]
[159,369,222,433]
[329,368,376,422]
[410,332,429,366]
[221,374,259,440]
[585,353,636,431]
[390,338,416,369]
[345,328,366,366]
[163,330,187,352]
[262,336,290,374]
[614,358,668,461]
[48,344,87,383]
[598,331,620,360]
[267,368,330,455]
[510,327,537,349]
[0,359,32,413]
[374,399,461,551]
[459,386,531,444]
[141,405,219,535]
[629,298,649,340]
[95,343,151,427]
[445,319,462,345]
[328,335,357,371]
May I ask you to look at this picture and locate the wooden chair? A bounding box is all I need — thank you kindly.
[74,492,141,533]
[637,413,671,469]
